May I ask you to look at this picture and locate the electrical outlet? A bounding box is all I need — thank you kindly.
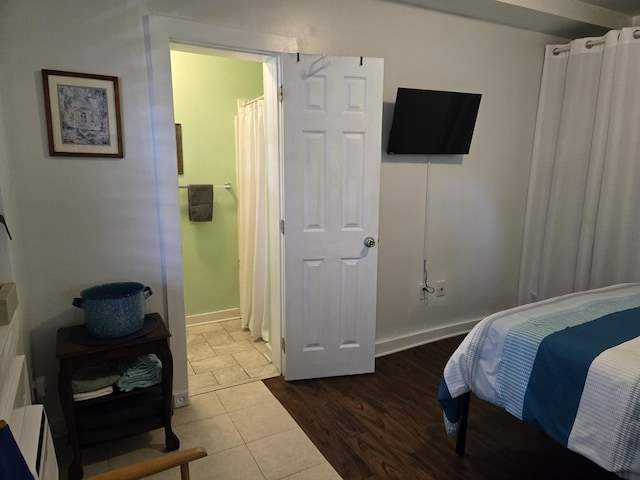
[436,280,446,297]
[35,376,46,398]
[173,393,190,408]
[419,282,427,300]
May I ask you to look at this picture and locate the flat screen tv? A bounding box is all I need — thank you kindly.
[387,88,481,155]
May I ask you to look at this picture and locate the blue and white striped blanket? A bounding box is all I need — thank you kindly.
[438,283,640,479]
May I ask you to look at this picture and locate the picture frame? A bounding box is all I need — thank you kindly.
[42,69,124,158]
[175,123,184,174]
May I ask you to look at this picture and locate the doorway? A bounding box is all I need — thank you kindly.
[145,15,295,406]
[146,17,382,405]
[170,45,281,396]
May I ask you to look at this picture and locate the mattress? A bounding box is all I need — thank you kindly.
[438,283,640,479]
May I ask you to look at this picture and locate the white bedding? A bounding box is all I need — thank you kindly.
[438,283,640,479]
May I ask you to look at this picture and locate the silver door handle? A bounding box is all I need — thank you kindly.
[364,236,376,248]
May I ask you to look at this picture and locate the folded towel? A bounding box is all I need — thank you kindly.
[72,363,121,394]
[187,184,214,222]
[114,354,162,392]
[73,385,113,402]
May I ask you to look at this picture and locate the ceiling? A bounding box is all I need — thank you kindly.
[579,0,640,17]
[385,0,640,39]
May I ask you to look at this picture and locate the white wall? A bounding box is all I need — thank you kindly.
[0,0,566,428]
[0,61,31,370]
[375,13,547,351]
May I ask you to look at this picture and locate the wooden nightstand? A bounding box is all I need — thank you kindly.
[56,313,179,480]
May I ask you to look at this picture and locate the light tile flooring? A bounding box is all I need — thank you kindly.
[67,382,341,479]
[56,321,342,479]
[186,319,280,396]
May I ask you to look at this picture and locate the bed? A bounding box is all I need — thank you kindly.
[438,283,640,479]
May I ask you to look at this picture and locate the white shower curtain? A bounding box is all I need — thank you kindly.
[236,97,269,341]
[518,27,640,304]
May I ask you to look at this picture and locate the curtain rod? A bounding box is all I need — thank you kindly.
[240,95,263,107]
[553,29,640,56]
[179,183,232,189]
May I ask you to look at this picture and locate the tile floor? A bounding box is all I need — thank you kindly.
[61,382,341,479]
[56,321,342,479]
[186,319,280,396]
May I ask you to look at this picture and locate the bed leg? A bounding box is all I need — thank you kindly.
[455,392,470,456]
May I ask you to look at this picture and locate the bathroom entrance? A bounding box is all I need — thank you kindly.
[146,16,383,405]
[170,46,279,395]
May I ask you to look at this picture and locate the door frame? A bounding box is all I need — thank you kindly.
[144,15,298,405]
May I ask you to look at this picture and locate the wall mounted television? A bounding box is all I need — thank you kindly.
[387,87,482,155]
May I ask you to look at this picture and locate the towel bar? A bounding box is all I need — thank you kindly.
[178,183,231,189]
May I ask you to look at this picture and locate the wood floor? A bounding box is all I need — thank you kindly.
[263,335,622,480]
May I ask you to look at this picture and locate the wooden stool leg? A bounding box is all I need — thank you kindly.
[180,463,189,480]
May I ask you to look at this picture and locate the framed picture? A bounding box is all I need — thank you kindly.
[42,69,124,158]
[175,123,184,174]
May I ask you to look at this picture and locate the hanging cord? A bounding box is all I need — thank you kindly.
[422,161,435,304]
[422,259,435,301]
[0,215,11,240]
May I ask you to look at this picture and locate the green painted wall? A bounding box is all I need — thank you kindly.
[171,51,263,317]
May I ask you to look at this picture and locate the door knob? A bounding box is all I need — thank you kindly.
[364,236,376,248]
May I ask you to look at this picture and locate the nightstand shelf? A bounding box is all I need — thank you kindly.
[56,313,179,480]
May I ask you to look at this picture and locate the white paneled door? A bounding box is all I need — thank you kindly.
[282,54,384,380]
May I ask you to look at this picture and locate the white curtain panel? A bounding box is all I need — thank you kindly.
[518,27,640,304]
[236,98,269,341]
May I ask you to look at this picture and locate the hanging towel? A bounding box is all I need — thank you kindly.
[187,184,214,222]
[0,420,34,480]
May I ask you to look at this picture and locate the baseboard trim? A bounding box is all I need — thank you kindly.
[263,341,273,362]
[375,318,481,358]
[185,308,240,326]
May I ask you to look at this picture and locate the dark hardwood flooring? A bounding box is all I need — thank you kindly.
[263,335,622,480]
